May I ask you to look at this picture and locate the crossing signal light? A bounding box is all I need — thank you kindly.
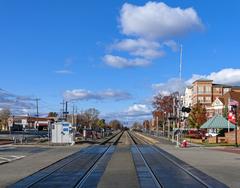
[182,107,191,113]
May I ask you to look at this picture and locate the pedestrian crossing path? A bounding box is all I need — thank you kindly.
[0,155,25,165]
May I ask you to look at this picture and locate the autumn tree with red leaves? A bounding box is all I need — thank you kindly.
[188,102,207,129]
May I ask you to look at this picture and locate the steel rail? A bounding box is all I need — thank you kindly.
[133,132,212,188]
[74,131,124,188]
[10,131,123,188]
[127,131,163,188]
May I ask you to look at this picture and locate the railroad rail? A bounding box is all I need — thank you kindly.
[128,131,228,188]
[10,131,124,188]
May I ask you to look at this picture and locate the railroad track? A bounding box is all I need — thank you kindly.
[128,131,228,188]
[10,131,124,188]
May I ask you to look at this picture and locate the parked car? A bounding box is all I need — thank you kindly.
[205,129,218,137]
[187,130,206,139]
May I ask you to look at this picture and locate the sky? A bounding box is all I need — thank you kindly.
[1,0,240,123]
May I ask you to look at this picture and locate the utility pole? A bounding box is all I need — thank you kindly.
[65,101,68,121]
[60,100,65,120]
[72,104,75,125]
[35,98,40,117]
[35,98,40,130]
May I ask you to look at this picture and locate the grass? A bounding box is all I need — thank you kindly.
[201,143,236,147]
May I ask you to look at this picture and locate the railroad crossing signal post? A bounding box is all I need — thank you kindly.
[232,105,238,147]
[167,118,170,139]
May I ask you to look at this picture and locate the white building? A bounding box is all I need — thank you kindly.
[183,87,192,107]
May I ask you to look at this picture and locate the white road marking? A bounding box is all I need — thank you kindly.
[0,155,25,165]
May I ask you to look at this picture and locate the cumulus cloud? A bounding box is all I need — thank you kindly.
[127,104,152,115]
[120,2,203,39]
[63,89,132,101]
[101,103,152,124]
[103,2,203,68]
[186,68,240,86]
[152,78,186,96]
[153,68,240,96]
[103,54,150,68]
[111,38,164,59]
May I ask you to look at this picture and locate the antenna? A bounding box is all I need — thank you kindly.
[179,44,183,81]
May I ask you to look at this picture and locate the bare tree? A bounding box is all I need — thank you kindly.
[0,108,11,131]
[109,120,122,130]
[76,108,100,129]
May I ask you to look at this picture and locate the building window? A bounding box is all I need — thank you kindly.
[198,96,204,102]
[205,86,211,94]
[223,88,230,94]
[198,86,204,94]
[205,96,211,103]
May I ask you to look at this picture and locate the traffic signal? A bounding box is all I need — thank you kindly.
[182,107,191,113]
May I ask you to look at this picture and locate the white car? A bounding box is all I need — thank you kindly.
[205,132,218,137]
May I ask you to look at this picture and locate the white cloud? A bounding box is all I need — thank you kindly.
[153,68,240,96]
[103,2,203,69]
[55,70,73,74]
[127,104,151,114]
[111,38,164,59]
[163,40,179,52]
[101,103,152,124]
[120,2,203,39]
[63,89,131,101]
[55,57,74,74]
[186,68,240,86]
[103,54,150,68]
[0,88,35,114]
[152,78,186,96]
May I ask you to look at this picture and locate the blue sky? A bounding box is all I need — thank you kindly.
[1,0,240,123]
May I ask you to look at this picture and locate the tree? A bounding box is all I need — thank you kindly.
[143,120,150,130]
[109,120,122,130]
[152,92,179,116]
[188,102,207,129]
[132,121,143,130]
[97,119,106,129]
[223,106,228,119]
[48,112,58,117]
[75,108,100,129]
[0,109,11,131]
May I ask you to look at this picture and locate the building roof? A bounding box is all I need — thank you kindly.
[221,91,240,106]
[212,83,231,88]
[200,115,235,129]
[193,79,213,84]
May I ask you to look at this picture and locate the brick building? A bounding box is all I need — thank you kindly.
[191,79,240,112]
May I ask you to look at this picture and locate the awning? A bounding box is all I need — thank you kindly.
[200,115,235,129]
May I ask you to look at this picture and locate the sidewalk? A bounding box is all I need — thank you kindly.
[140,132,240,188]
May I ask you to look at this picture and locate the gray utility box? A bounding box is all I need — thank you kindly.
[51,121,75,144]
